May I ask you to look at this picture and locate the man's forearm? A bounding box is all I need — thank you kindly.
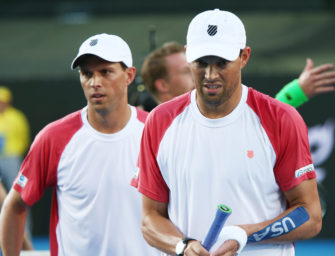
[0,190,28,256]
[1,218,26,256]
[240,205,321,244]
[142,212,184,254]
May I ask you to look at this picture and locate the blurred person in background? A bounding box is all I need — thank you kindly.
[0,86,33,251]
[141,42,195,106]
[276,58,335,107]
[140,42,335,109]
[0,86,30,192]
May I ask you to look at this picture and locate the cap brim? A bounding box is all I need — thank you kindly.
[71,49,107,69]
[71,52,130,70]
[71,55,82,70]
[186,43,241,63]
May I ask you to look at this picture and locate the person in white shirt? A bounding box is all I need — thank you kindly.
[0,33,158,256]
[135,9,322,256]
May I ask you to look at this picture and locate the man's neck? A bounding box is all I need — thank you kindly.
[196,85,242,119]
[86,104,131,134]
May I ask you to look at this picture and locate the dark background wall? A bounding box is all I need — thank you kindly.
[1,0,335,238]
[1,0,334,17]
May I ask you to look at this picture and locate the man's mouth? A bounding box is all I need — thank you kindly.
[92,93,105,100]
[203,83,222,94]
[205,84,220,89]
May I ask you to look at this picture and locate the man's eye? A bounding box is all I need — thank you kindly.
[82,71,92,77]
[217,61,229,68]
[196,60,208,68]
[103,70,111,75]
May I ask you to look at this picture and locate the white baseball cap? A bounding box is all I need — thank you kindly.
[71,33,132,69]
[186,9,246,63]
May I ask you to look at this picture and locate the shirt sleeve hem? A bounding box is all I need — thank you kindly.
[280,171,316,192]
[138,186,169,203]
[13,184,34,207]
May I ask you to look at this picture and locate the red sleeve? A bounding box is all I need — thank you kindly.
[247,88,315,192]
[272,105,315,191]
[136,93,191,202]
[137,110,170,202]
[13,111,83,206]
[13,129,58,206]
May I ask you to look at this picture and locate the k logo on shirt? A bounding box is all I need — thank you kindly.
[247,150,254,159]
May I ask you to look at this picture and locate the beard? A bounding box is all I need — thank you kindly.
[198,81,236,108]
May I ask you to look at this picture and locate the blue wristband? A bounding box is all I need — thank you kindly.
[248,206,310,242]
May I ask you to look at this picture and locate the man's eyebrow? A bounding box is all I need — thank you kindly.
[79,67,89,72]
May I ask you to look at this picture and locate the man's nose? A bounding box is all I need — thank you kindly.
[204,65,220,80]
[89,73,102,87]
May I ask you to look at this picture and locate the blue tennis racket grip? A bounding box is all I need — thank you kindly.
[202,204,232,251]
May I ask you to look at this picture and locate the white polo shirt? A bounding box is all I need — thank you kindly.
[137,85,315,256]
[14,106,158,256]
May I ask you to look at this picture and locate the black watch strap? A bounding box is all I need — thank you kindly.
[176,237,195,256]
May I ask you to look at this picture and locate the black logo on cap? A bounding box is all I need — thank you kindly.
[89,39,98,46]
[207,25,217,36]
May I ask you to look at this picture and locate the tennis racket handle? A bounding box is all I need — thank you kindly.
[202,204,232,251]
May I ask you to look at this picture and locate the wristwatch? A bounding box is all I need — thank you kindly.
[175,237,195,256]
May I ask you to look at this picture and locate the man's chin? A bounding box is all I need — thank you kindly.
[92,105,108,115]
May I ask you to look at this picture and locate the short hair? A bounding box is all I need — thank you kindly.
[141,42,184,98]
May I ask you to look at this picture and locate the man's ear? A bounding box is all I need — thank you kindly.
[154,78,169,93]
[125,67,136,86]
[241,47,251,69]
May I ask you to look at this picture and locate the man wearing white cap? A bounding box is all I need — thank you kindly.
[0,33,159,256]
[136,9,322,256]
